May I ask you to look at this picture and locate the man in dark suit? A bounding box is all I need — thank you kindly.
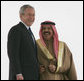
[7,5,39,80]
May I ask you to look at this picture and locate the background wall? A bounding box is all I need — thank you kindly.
[1,1,83,80]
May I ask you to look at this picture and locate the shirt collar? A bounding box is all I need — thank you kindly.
[21,21,30,30]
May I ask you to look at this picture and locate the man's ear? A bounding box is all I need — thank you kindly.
[20,14,22,19]
[20,14,24,20]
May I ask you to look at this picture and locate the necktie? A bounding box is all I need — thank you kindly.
[28,27,37,54]
[28,27,35,45]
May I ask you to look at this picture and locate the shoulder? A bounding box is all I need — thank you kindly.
[8,23,22,37]
[9,22,22,32]
[36,39,40,46]
[58,41,65,48]
[59,41,72,57]
[59,41,68,48]
[59,41,66,44]
[36,39,40,42]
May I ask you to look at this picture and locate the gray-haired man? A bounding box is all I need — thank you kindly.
[7,4,39,80]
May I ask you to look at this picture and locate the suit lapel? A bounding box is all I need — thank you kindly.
[19,22,36,49]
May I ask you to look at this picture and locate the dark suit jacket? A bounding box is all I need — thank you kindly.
[7,22,39,80]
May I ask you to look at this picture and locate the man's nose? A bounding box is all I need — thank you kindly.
[30,15,34,18]
[29,16,33,20]
[44,28,49,31]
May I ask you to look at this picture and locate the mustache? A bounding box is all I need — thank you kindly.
[43,32,51,34]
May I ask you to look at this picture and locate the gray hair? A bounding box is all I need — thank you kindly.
[19,4,34,15]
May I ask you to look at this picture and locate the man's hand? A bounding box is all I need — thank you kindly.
[48,64,56,73]
[16,74,24,80]
[40,65,45,74]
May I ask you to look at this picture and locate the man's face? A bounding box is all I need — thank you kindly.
[20,8,35,26]
[42,25,54,41]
